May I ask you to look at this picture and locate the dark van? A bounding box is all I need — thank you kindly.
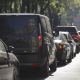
[0,13,58,76]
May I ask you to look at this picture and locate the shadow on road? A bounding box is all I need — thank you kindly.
[20,68,56,80]
[20,69,46,80]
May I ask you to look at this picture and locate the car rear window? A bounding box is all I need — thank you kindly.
[56,27,76,32]
[0,16,13,35]
[14,16,37,35]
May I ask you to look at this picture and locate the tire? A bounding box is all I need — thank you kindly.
[72,52,74,59]
[67,53,72,63]
[41,57,49,77]
[50,58,57,72]
[61,59,66,65]
[13,67,19,80]
[76,46,79,53]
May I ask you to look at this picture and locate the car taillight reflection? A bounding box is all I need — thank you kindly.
[57,44,62,49]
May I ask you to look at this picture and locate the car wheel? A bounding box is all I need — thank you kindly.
[50,58,57,72]
[41,57,49,77]
[61,59,66,65]
[67,53,72,63]
[72,52,74,58]
[77,46,79,53]
[74,52,76,57]
[13,67,19,80]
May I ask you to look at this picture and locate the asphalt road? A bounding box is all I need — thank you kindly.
[20,52,80,80]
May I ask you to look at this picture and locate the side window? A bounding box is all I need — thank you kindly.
[68,34,72,40]
[62,34,67,42]
[0,41,6,52]
[45,18,52,35]
[40,17,47,32]
[60,35,65,42]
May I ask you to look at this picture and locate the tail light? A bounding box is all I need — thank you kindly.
[38,23,42,50]
[56,44,62,49]
[76,35,79,38]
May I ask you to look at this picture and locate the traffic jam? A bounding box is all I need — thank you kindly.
[0,13,80,80]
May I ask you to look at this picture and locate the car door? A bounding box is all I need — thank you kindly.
[62,34,71,58]
[45,18,55,63]
[0,40,9,79]
[68,33,76,53]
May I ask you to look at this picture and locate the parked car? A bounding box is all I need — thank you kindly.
[78,31,80,35]
[78,31,80,50]
[0,39,19,80]
[53,32,72,65]
[0,13,58,77]
[60,31,76,58]
[55,26,80,53]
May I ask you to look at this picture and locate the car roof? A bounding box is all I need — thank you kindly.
[57,26,76,27]
[0,13,49,19]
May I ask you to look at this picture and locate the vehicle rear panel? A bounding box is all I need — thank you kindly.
[0,14,40,64]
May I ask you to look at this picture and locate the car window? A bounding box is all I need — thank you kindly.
[45,18,52,35]
[61,34,67,42]
[40,17,47,32]
[0,40,6,52]
[56,27,76,32]
[68,34,73,40]
[14,16,36,35]
[63,34,68,40]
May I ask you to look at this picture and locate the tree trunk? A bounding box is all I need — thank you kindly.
[32,3,34,13]
[53,15,59,29]
[35,3,37,13]
[21,0,26,13]
[27,0,30,13]
[15,3,18,13]
[0,0,2,13]
[5,1,7,13]
[10,1,12,13]
[40,6,44,14]
[40,0,50,14]
[48,7,53,30]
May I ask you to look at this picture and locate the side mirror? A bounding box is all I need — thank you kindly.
[55,29,59,37]
[7,46,15,53]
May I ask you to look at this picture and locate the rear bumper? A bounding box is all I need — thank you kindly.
[16,53,47,68]
[56,50,66,61]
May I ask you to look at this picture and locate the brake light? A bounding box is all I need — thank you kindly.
[38,23,42,50]
[57,45,62,49]
[7,15,11,16]
[76,35,78,38]
[31,64,35,65]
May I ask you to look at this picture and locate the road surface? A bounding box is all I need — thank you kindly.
[20,53,80,80]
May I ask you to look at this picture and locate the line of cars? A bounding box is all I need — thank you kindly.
[54,25,80,65]
[0,13,79,79]
[0,13,59,79]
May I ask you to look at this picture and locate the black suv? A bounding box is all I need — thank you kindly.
[0,13,58,77]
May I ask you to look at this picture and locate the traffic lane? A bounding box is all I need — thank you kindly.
[20,53,80,80]
[48,52,80,80]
